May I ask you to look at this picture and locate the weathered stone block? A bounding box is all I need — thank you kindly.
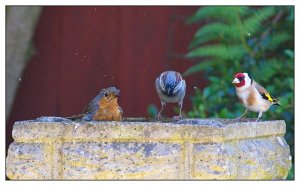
[6,118,292,180]
[6,142,52,179]
[61,142,181,179]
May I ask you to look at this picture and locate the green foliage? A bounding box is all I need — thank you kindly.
[185,6,294,179]
[147,104,158,118]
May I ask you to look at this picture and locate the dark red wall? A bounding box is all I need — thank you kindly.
[7,6,205,150]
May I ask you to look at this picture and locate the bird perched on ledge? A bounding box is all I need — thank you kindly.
[68,87,123,121]
[232,72,280,122]
[155,71,186,120]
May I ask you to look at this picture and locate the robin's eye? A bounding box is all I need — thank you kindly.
[104,93,109,97]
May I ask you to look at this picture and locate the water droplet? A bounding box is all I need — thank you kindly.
[248,33,251,36]
[193,86,197,90]
[75,52,78,56]
[18,78,22,81]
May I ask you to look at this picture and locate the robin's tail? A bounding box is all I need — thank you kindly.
[66,114,85,120]
[272,98,281,106]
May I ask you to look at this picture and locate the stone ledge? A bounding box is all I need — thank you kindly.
[6,118,291,180]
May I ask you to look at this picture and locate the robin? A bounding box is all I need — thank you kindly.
[68,87,123,121]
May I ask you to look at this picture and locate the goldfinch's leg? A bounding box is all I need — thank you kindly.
[173,101,183,120]
[236,109,248,120]
[156,101,166,119]
[255,111,263,122]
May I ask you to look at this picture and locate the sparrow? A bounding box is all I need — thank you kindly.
[68,87,123,121]
[155,71,186,119]
[232,72,280,122]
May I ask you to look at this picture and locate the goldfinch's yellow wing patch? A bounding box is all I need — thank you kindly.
[253,82,273,102]
[262,93,273,102]
[263,92,274,102]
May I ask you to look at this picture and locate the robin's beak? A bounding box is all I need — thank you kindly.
[232,78,239,84]
[114,94,120,98]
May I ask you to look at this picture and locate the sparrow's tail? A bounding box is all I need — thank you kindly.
[272,98,281,106]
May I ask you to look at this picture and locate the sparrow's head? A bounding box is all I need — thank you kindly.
[232,72,253,89]
[158,71,184,96]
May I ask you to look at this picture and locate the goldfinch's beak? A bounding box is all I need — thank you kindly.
[232,78,239,84]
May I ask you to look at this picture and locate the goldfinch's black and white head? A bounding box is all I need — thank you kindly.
[232,72,253,90]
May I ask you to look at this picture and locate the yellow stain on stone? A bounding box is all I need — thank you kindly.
[192,171,228,179]
[244,159,257,166]
[14,134,242,145]
[94,169,170,179]
[210,165,226,172]
[94,171,120,179]
[248,166,273,179]
[67,160,100,169]
[14,154,33,160]
[274,164,290,179]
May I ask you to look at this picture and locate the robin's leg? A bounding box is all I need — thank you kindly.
[156,101,166,119]
[236,109,248,120]
[115,111,122,121]
[255,111,263,122]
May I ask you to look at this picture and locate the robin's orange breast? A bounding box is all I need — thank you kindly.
[93,99,122,121]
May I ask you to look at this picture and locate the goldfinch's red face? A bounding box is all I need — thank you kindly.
[232,73,246,87]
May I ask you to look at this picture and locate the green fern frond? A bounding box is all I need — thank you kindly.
[284,49,294,59]
[194,22,240,42]
[267,32,291,50]
[242,7,275,35]
[186,44,246,61]
[189,23,243,49]
[183,60,217,76]
[188,35,216,49]
[187,6,248,24]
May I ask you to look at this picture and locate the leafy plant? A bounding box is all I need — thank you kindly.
[185,6,294,179]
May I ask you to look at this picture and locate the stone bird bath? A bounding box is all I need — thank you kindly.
[6,118,291,180]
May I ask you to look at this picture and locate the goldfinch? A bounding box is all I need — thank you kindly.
[232,72,280,122]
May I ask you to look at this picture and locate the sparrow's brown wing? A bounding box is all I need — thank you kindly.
[253,81,274,102]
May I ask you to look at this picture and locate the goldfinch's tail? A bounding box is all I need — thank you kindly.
[273,98,281,106]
